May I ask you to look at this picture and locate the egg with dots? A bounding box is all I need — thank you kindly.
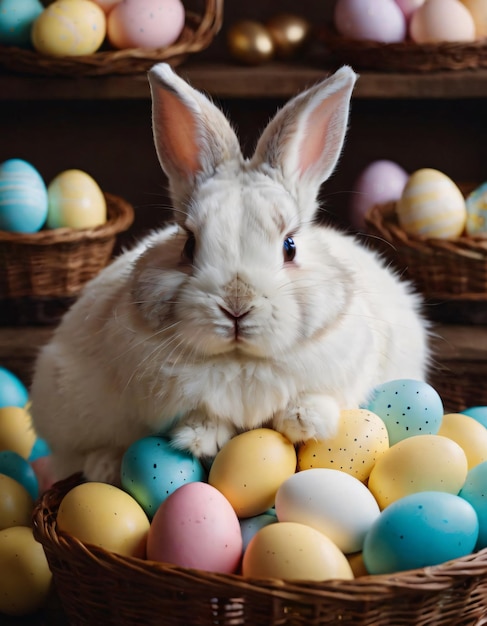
[409,0,476,43]
[333,0,407,43]
[0,159,48,233]
[107,0,185,50]
[31,0,106,57]
[297,408,389,482]
[396,168,467,239]
[0,0,44,47]
[460,461,487,550]
[147,482,243,574]
[46,169,107,230]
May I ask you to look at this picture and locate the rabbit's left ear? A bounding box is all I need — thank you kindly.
[251,66,357,209]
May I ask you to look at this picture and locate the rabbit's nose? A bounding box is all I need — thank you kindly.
[218,304,252,322]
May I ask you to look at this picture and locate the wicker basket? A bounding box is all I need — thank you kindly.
[0,192,134,325]
[318,25,487,72]
[0,0,223,77]
[32,473,487,626]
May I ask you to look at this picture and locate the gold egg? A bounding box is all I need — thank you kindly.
[266,13,311,59]
[227,20,275,66]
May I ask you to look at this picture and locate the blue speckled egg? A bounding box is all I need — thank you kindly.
[459,461,487,550]
[465,182,487,237]
[362,379,443,445]
[240,513,277,551]
[462,406,487,430]
[121,436,207,518]
[0,159,48,233]
[0,366,29,409]
[363,491,479,575]
[0,0,44,47]
[0,450,39,499]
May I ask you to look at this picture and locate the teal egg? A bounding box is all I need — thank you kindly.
[459,461,487,550]
[0,0,44,47]
[462,406,487,430]
[0,450,39,500]
[240,513,277,551]
[0,158,48,233]
[0,366,29,408]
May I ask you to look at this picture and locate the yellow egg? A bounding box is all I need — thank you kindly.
[396,168,467,239]
[32,0,106,57]
[208,428,297,518]
[0,406,36,459]
[0,474,34,530]
[297,408,389,482]
[368,434,468,509]
[460,0,487,37]
[347,551,368,578]
[56,482,149,557]
[438,413,487,470]
[242,521,354,581]
[46,169,107,229]
[0,526,52,616]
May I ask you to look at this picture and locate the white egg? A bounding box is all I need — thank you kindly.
[410,0,476,43]
[334,0,407,43]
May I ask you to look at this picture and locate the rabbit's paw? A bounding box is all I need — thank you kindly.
[83,448,125,485]
[273,394,340,444]
[170,411,237,458]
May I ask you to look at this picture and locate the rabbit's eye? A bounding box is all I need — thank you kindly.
[182,233,196,263]
[283,236,296,262]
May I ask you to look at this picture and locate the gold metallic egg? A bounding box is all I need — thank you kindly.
[266,13,311,59]
[227,20,275,65]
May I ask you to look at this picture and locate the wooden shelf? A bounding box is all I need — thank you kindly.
[1,63,487,101]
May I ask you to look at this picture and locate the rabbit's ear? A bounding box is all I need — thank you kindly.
[148,64,242,203]
[251,66,357,212]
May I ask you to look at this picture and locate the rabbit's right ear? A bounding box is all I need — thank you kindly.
[148,64,242,205]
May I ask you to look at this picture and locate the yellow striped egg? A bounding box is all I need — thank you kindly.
[396,168,466,239]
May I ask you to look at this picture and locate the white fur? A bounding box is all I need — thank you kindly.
[30,65,429,484]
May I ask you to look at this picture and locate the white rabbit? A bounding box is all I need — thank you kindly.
[30,64,429,485]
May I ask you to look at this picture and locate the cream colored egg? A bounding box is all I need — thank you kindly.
[0,526,52,616]
[242,522,354,581]
[438,413,487,470]
[460,0,487,37]
[47,169,107,229]
[0,407,36,459]
[368,434,468,509]
[396,168,467,239]
[297,409,389,482]
[32,0,106,57]
[0,474,34,530]
[410,0,476,43]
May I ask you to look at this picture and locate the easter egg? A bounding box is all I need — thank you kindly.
[363,492,479,575]
[265,13,311,59]
[147,482,242,574]
[0,526,52,616]
[465,182,487,237]
[240,513,278,552]
[460,0,487,37]
[410,0,476,43]
[367,435,468,509]
[0,406,36,459]
[459,461,487,549]
[394,0,425,20]
[242,522,354,581]
[32,0,106,57]
[462,406,487,429]
[363,379,443,446]
[107,0,185,50]
[46,169,107,229]
[28,437,50,463]
[91,0,122,13]
[227,20,275,65]
[57,482,149,557]
[0,0,44,47]
[275,468,381,554]
[0,367,29,409]
[0,473,33,530]
[208,428,297,518]
[396,169,467,239]
[0,450,38,500]
[0,159,48,233]
[438,413,487,470]
[297,408,389,482]
[121,435,206,518]
[334,0,407,43]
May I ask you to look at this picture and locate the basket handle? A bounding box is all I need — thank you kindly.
[186,0,224,53]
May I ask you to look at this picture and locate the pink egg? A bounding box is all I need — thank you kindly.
[334,0,407,43]
[147,482,243,573]
[394,0,425,21]
[107,0,185,50]
[348,160,409,230]
[410,0,476,43]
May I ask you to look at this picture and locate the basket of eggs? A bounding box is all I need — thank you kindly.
[0,0,223,76]
[319,0,487,72]
[0,158,134,325]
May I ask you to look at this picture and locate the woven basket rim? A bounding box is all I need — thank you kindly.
[32,472,487,602]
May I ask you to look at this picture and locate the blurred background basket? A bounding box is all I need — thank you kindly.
[0,0,223,77]
[32,473,487,626]
[0,192,134,326]
[318,25,487,72]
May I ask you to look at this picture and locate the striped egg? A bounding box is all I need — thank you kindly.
[0,159,48,233]
[396,168,466,239]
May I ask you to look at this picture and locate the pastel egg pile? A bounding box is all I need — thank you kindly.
[0,158,107,233]
[0,0,185,56]
[333,0,486,44]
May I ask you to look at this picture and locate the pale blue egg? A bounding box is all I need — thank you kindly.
[0,366,29,408]
[362,379,443,445]
[459,461,487,550]
[121,436,207,518]
[0,158,48,233]
[240,513,277,551]
[0,450,39,499]
[363,491,479,575]
[462,406,487,430]
[0,0,44,47]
